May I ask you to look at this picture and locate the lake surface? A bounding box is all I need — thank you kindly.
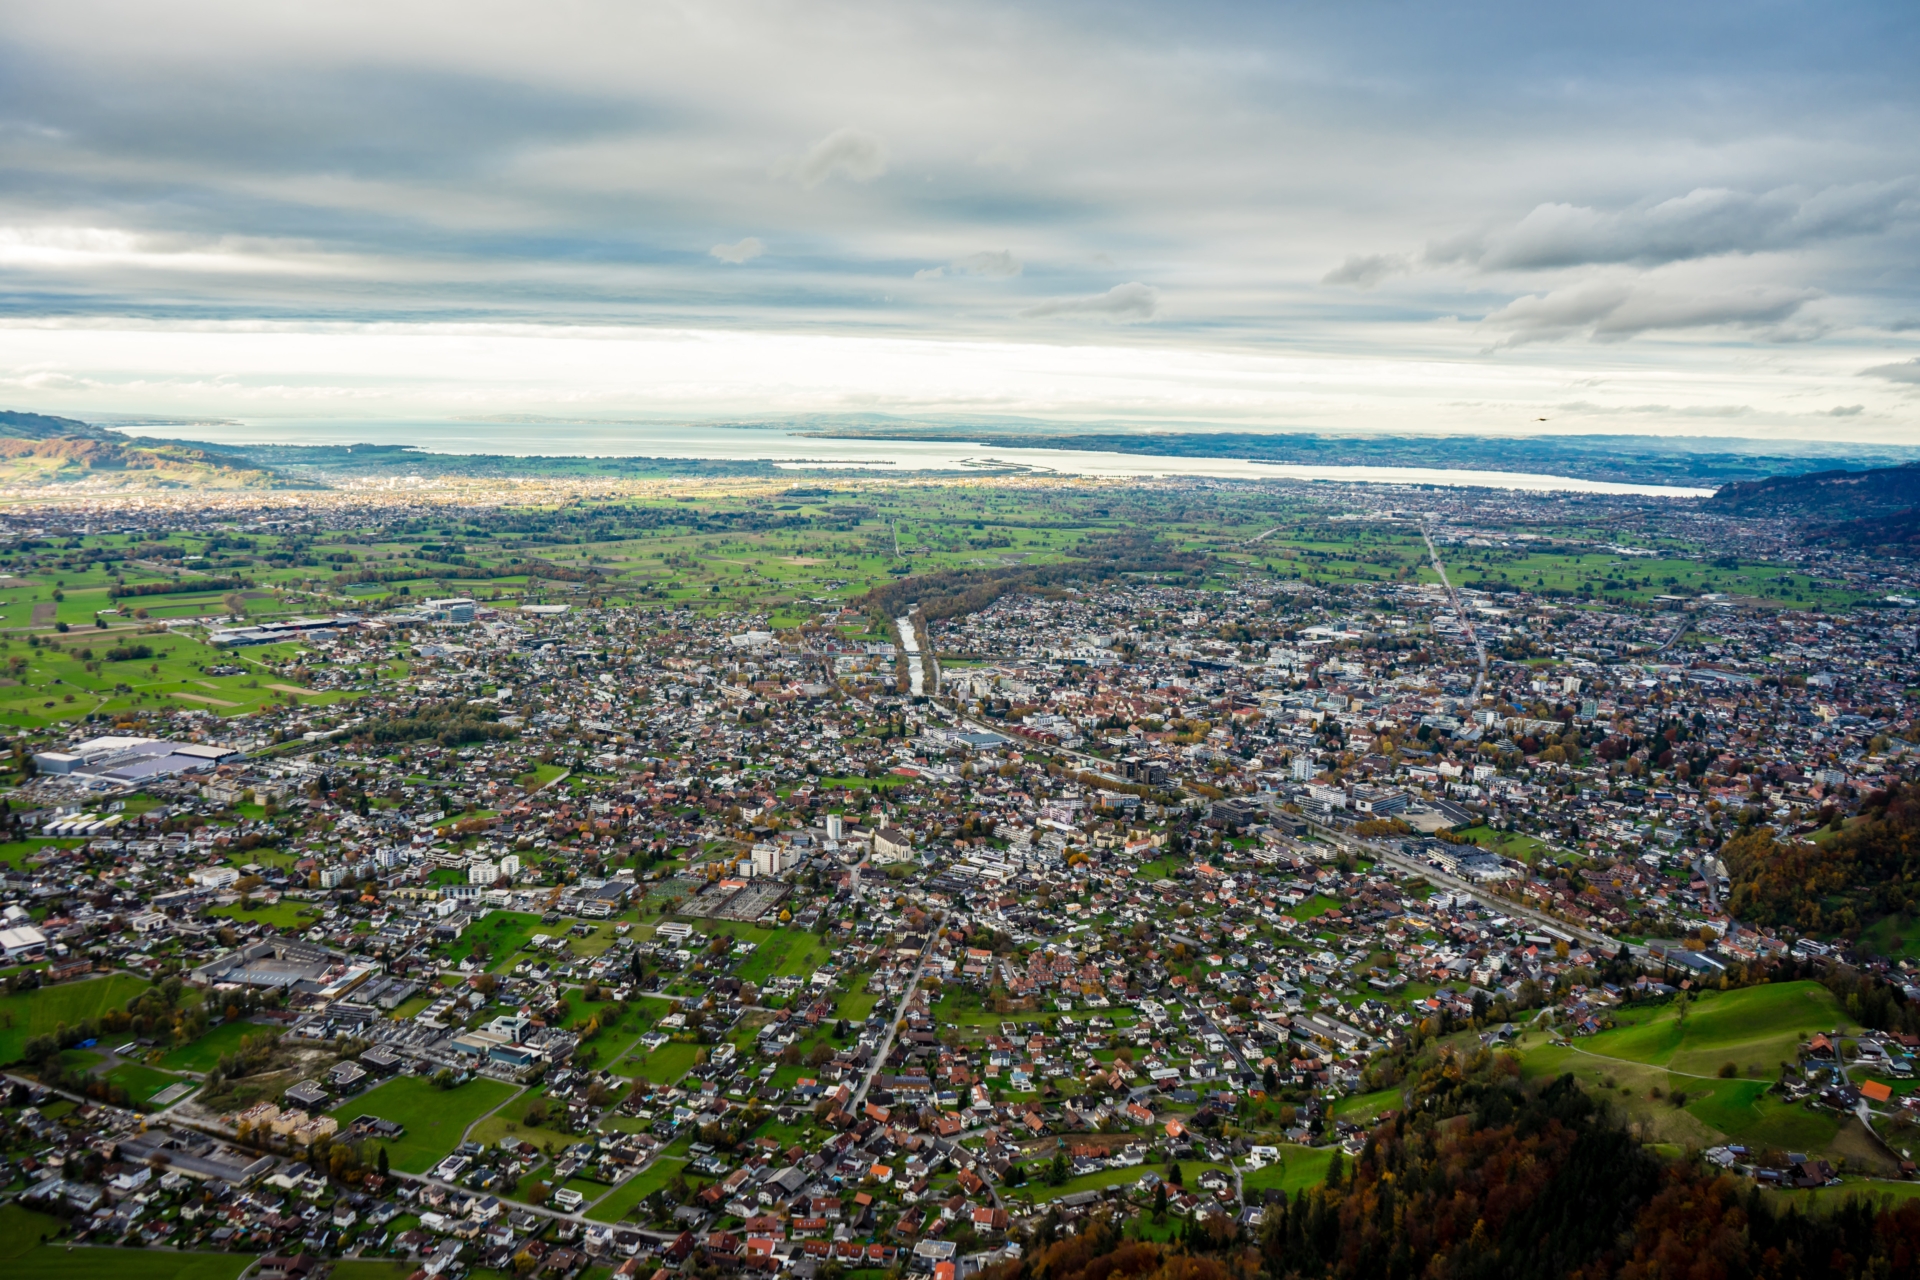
[109,418,1717,498]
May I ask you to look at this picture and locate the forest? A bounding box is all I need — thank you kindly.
[980,1049,1920,1280]
[1726,781,1920,940]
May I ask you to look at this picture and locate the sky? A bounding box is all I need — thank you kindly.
[0,0,1918,442]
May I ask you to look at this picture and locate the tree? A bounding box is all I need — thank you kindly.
[377,1145,390,1178]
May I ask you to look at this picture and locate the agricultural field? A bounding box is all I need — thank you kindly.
[0,485,1867,739]
[327,1076,519,1173]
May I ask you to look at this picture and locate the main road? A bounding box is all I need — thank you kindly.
[850,911,947,1111]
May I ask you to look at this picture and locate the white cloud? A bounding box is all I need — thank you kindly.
[975,143,1027,170]
[709,236,765,264]
[777,128,888,189]
[918,250,1021,281]
[1019,282,1160,323]
[952,250,1021,278]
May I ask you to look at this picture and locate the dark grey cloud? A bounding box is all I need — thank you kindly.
[1322,253,1410,289]
[1482,279,1818,344]
[1019,283,1160,322]
[1440,182,1919,272]
[1861,356,1920,384]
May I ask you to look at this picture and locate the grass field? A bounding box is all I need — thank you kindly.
[7,1249,250,1280]
[1453,826,1554,864]
[1682,1078,1841,1151]
[0,974,150,1064]
[1578,982,1848,1078]
[328,1075,519,1173]
[734,931,832,988]
[468,1090,581,1157]
[0,621,344,731]
[160,1020,277,1073]
[207,901,318,931]
[0,1204,66,1257]
[441,910,545,969]
[105,1059,189,1105]
[586,1157,690,1222]
[1329,1086,1402,1123]
[329,1263,418,1280]
[1241,1146,1336,1195]
[613,1040,700,1083]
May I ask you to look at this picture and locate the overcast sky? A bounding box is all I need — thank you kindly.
[1,0,1918,440]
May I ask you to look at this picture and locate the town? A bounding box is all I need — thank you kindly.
[0,472,1917,1280]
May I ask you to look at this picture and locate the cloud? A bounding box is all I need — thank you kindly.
[1824,404,1864,416]
[1322,253,1410,289]
[1436,182,1918,272]
[975,143,1027,170]
[777,128,888,189]
[953,251,1021,278]
[709,237,765,264]
[918,250,1022,281]
[1482,279,1818,344]
[1019,282,1160,323]
[1861,357,1920,384]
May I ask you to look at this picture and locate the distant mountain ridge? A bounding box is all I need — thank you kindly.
[0,410,315,489]
[0,409,113,440]
[1704,461,1920,517]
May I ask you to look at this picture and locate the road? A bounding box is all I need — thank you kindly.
[1418,519,1488,704]
[849,912,946,1111]
[1175,994,1252,1077]
[1323,827,1649,961]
